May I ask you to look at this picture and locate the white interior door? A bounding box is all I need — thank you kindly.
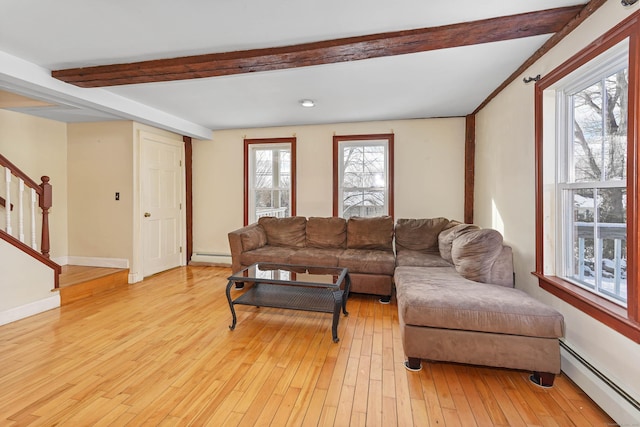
[141,135,184,277]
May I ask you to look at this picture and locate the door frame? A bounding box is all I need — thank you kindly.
[131,129,186,282]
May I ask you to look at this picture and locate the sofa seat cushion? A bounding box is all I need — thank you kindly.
[240,246,299,266]
[289,248,343,267]
[338,249,396,275]
[396,250,452,267]
[395,267,564,339]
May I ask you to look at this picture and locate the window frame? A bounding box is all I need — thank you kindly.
[557,50,629,306]
[534,12,640,343]
[332,133,394,219]
[244,137,297,226]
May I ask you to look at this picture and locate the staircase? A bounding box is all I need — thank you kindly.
[58,265,129,305]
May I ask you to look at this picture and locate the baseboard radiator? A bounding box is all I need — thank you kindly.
[190,253,232,266]
[560,340,639,412]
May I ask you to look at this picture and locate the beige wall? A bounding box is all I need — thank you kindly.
[0,239,56,313]
[68,121,135,261]
[475,3,639,421]
[0,109,68,258]
[192,118,465,256]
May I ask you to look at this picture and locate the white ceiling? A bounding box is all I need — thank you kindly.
[0,0,589,138]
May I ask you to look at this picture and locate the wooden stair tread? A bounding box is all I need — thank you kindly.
[59,265,129,305]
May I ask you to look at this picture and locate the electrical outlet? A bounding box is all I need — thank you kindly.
[115,192,120,201]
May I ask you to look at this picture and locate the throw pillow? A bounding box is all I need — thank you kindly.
[451,228,504,283]
[240,225,267,251]
[438,222,479,263]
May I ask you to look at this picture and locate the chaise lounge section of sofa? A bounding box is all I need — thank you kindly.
[393,218,565,386]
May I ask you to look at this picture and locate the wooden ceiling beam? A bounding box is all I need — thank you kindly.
[52,6,582,88]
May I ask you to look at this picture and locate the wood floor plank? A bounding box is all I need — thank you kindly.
[0,266,614,426]
[393,363,415,427]
[456,366,494,426]
[482,371,528,427]
[441,363,478,427]
[300,388,328,427]
[410,397,431,427]
[470,368,511,425]
[420,365,447,426]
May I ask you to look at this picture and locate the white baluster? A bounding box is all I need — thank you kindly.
[31,188,37,250]
[18,179,25,242]
[5,168,11,235]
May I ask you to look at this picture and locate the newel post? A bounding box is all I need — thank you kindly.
[39,176,52,259]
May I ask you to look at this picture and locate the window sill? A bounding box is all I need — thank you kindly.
[533,272,640,343]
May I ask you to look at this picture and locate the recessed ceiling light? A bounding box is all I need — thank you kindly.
[299,99,315,108]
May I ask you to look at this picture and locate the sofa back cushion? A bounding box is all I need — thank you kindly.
[395,217,449,253]
[346,216,394,251]
[306,217,347,249]
[451,228,505,284]
[258,216,307,248]
[438,222,480,263]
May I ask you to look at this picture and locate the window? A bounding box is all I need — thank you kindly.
[244,138,296,225]
[535,13,640,342]
[559,47,628,306]
[333,134,394,219]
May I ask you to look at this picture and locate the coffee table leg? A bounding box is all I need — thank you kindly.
[226,280,237,330]
[331,290,343,343]
[342,274,351,316]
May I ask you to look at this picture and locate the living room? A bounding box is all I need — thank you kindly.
[1,1,639,424]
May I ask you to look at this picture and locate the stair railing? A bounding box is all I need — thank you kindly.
[0,153,53,259]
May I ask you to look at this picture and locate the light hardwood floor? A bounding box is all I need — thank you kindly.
[0,266,614,426]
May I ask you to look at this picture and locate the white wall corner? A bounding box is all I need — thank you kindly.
[0,293,60,326]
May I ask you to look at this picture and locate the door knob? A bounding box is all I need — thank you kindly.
[144,212,151,217]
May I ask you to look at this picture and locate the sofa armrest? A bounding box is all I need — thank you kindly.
[228,223,267,273]
[489,245,515,287]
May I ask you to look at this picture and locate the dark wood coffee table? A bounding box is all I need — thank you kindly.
[225,263,351,342]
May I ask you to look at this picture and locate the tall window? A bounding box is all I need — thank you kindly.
[559,46,628,305]
[244,138,296,225]
[535,13,640,342]
[333,134,394,219]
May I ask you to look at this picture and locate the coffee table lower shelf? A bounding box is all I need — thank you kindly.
[227,283,348,343]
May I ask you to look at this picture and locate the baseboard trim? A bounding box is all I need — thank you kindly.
[190,253,232,266]
[560,340,640,424]
[65,256,129,269]
[0,294,60,326]
[129,272,143,284]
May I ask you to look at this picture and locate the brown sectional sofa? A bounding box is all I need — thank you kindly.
[228,215,565,386]
[393,218,565,386]
[228,216,396,300]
